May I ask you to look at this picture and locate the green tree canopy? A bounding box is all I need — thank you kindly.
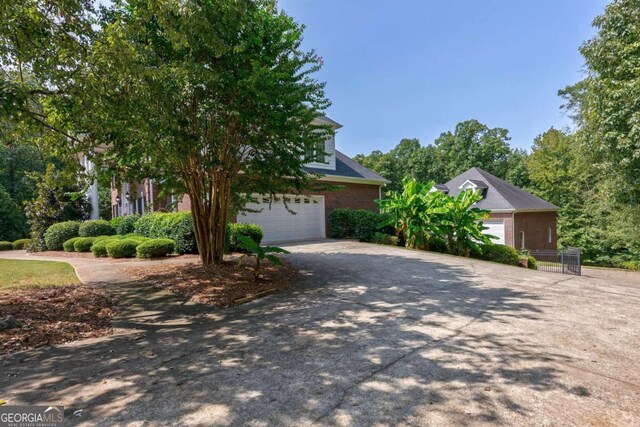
[560,0,640,204]
[354,119,520,190]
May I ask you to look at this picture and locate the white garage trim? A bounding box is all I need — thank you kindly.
[238,194,326,243]
[483,221,505,245]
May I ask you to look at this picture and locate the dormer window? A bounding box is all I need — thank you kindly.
[305,140,326,164]
[459,179,488,198]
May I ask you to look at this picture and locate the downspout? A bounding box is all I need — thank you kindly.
[512,211,516,248]
[149,179,154,212]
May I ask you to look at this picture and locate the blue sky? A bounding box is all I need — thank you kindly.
[278,0,608,157]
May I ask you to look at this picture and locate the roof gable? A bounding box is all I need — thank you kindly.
[304,150,389,183]
[443,167,558,211]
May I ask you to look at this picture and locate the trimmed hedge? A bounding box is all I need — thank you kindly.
[329,208,391,242]
[92,236,122,257]
[94,235,121,243]
[106,239,140,258]
[471,244,520,266]
[79,220,115,237]
[12,239,31,250]
[134,212,195,254]
[63,237,82,252]
[44,221,81,251]
[227,223,263,253]
[111,214,140,235]
[0,241,13,251]
[136,239,175,259]
[74,237,96,252]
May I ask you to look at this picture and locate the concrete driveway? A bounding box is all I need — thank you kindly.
[1,241,639,426]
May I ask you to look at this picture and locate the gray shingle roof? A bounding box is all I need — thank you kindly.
[304,150,389,183]
[443,167,558,211]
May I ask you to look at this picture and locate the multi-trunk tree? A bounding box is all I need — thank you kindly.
[1,0,331,266]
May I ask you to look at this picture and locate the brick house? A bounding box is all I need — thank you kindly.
[436,168,558,250]
[110,115,389,243]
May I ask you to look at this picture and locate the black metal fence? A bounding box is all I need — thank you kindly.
[530,247,582,276]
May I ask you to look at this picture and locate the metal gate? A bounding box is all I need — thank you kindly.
[530,247,582,276]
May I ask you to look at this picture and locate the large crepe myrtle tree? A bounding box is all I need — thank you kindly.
[2,0,331,266]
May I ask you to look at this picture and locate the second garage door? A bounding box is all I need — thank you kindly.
[483,221,506,245]
[237,195,325,243]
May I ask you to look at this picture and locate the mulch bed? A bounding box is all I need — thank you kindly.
[0,285,117,355]
[124,258,298,308]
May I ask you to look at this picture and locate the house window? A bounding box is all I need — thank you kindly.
[548,227,552,244]
[520,231,525,250]
[305,140,326,163]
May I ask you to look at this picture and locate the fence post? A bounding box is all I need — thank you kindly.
[561,250,565,274]
[577,249,581,276]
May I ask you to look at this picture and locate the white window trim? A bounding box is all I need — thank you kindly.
[520,231,525,250]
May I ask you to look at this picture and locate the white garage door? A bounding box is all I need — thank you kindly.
[237,195,325,243]
[483,221,505,245]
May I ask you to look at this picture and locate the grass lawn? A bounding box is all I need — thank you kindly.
[0,259,80,291]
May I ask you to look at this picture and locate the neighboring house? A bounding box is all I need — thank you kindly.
[436,167,558,250]
[109,116,389,243]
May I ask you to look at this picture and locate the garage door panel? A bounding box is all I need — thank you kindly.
[483,221,505,245]
[238,195,325,243]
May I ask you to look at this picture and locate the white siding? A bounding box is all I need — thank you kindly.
[304,133,336,171]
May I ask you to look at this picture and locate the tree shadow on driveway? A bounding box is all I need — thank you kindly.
[0,248,606,425]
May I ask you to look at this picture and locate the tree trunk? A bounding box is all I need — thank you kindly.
[186,168,232,267]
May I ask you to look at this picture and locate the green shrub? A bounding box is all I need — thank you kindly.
[330,208,389,242]
[44,221,81,251]
[527,256,537,270]
[427,238,448,253]
[74,237,96,252]
[79,220,115,237]
[227,223,263,253]
[0,241,13,251]
[136,238,175,258]
[134,212,196,254]
[94,235,122,243]
[63,237,82,252]
[619,260,640,271]
[12,239,31,250]
[111,214,140,235]
[372,232,399,246]
[106,239,140,258]
[92,237,122,257]
[121,234,150,244]
[471,244,520,266]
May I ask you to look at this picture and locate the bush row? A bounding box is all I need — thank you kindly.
[43,213,263,255]
[471,244,521,266]
[134,212,196,254]
[60,234,175,259]
[330,209,394,243]
[0,239,33,250]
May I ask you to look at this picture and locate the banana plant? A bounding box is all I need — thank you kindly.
[439,189,495,256]
[377,177,447,250]
[236,235,290,281]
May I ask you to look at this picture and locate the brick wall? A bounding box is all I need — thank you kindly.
[304,181,381,235]
[486,212,514,247]
[514,211,557,251]
[177,180,381,236]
